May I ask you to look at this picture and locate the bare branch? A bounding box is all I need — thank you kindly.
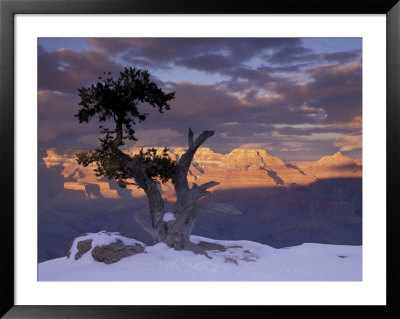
[191,130,215,151]
[188,127,194,149]
[196,181,220,190]
[191,181,220,200]
[175,129,215,197]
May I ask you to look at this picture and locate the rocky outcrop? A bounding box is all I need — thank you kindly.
[66,233,88,259]
[42,147,361,201]
[67,231,146,264]
[302,152,362,179]
[75,239,93,260]
[91,240,145,264]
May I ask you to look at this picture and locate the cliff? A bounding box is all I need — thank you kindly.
[42,147,362,200]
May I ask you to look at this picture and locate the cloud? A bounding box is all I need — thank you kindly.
[321,50,361,63]
[239,143,275,151]
[89,38,303,65]
[38,46,123,94]
[175,57,307,81]
[175,54,237,73]
[266,46,361,66]
[38,39,362,127]
[38,120,87,143]
[167,82,243,119]
[76,133,103,147]
[271,61,362,125]
[267,46,314,64]
[37,38,362,161]
[133,128,185,147]
[38,90,80,121]
[334,135,362,152]
[75,128,184,149]
[275,122,360,137]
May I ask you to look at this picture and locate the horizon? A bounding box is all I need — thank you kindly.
[40,144,362,162]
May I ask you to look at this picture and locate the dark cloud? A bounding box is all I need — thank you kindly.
[231,66,276,83]
[267,46,314,64]
[132,80,340,138]
[321,50,361,63]
[38,89,113,146]
[266,45,360,66]
[166,82,314,125]
[38,38,362,161]
[175,54,237,73]
[38,69,361,152]
[271,61,362,124]
[89,38,302,65]
[38,46,123,94]
[168,48,316,78]
[261,64,311,73]
[304,62,362,123]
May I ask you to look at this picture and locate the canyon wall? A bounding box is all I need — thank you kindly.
[42,146,362,200]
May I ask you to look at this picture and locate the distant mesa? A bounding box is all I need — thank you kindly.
[41,147,362,200]
[313,152,355,166]
[304,152,362,179]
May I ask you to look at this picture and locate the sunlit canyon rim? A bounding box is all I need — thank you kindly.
[42,146,361,199]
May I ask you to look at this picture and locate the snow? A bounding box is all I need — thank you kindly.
[38,233,362,281]
[67,231,144,263]
[162,212,176,222]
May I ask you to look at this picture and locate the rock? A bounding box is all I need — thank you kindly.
[66,233,88,259]
[43,147,362,202]
[305,152,362,179]
[91,240,145,264]
[75,239,93,260]
[224,257,238,265]
[197,241,227,252]
[66,232,146,263]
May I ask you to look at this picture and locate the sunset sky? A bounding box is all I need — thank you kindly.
[38,38,362,161]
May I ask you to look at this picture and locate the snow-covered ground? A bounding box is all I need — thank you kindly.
[38,232,362,281]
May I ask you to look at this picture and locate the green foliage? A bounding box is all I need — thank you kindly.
[136,148,178,184]
[75,67,175,146]
[76,148,133,188]
[75,147,178,188]
[75,67,177,188]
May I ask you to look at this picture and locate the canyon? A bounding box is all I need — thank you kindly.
[42,146,362,200]
[38,146,362,262]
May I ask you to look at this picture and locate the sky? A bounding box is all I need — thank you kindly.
[38,38,362,161]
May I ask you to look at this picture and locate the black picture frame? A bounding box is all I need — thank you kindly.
[1,0,399,318]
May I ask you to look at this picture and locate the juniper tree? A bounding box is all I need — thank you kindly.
[75,67,239,256]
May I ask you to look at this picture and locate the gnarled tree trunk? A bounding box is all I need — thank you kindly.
[133,128,240,256]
